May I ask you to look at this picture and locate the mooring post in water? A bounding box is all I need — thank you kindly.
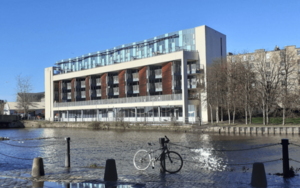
[159,138,165,173]
[65,137,70,167]
[281,139,290,178]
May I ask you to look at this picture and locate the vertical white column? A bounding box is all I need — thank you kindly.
[135,107,137,122]
[81,110,83,122]
[158,106,161,122]
[67,110,69,122]
[181,53,188,123]
[194,105,197,123]
[97,109,99,121]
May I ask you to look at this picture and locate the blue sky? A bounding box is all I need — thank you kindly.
[0,0,299,102]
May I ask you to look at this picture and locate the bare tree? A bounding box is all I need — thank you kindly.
[253,51,281,125]
[0,100,7,115]
[278,49,297,125]
[16,74,34,118]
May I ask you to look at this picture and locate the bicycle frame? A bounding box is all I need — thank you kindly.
[148,144,170,168]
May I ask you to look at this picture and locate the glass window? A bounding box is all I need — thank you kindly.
[266,53,270,60]
[297,50,300,56]
[281,62,285,67]
[243,55,247,61]
[266,62,270,67]
[250,55,255,61]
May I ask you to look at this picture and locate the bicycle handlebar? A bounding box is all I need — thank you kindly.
[165,136,170,143]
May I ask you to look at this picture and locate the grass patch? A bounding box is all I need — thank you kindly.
[251,117,300,124]
[88,163,104,169]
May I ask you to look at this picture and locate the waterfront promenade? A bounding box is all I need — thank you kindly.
[1,128,300,187]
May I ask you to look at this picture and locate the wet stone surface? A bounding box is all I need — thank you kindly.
[1,128,300,187]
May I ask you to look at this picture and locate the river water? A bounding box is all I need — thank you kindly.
[1,128,300,186]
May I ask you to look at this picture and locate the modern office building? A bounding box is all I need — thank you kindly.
[45,25,226,123]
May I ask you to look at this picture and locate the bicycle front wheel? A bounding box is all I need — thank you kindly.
[133,149,151,170]
[162,151,183,173]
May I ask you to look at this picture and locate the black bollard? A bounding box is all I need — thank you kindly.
[159,138,165,173]
[281,139,290,178]
[104,159,118,181]
[65,137,70,167]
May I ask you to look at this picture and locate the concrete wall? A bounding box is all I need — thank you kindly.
[45,67,54,120]
[195,25,226,123]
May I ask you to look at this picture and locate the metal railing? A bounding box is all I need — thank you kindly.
[54,48,198,75]
[54,94,182,107]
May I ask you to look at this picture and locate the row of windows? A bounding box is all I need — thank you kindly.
[233,50,300,63]
[55,106,187,118]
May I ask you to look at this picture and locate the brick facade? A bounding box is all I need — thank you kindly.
[119,70,126,98]
[162,62,172,95]
[139,66,147,96]
[101,73,107,99]
[71,78,75,102]
[58,80,62,102]
[85,76,90,101]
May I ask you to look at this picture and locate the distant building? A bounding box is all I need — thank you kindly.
[3,92,45,116]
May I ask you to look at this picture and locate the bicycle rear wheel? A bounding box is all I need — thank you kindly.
[162,151,183,173]
[133,149,151,170]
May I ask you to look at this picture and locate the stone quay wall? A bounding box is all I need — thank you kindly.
[201,126,300,134]
[6,120,192,132]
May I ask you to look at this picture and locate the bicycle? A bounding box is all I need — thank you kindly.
[133,136,183,174]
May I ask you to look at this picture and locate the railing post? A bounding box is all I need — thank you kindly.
[281,139,290,178]
[65,137,70,167]
[159,138,165,173]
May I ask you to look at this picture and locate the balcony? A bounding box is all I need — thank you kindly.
[54,94,182,107]
[188,64,204,74]
[81,81,86,88]
[188,94,199,99]
[155,82,162,92]
[81,91,86,98]
[155,69,162,78]
[67,92,71,100]
[113,76,119,84]
[132,73,139,81]
[96,89,101,97]
[108,76,119,85]
[188,79,197,89]
[133,85,139,93]
[113,87,119,95]
[149,69,162,80]
[96,78,101,86]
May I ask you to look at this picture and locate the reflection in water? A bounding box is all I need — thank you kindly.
[1,128,300,181]
[191,148,226,171]
[35,181,140,188]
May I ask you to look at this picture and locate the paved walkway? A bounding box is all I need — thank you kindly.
[0,166,300,187]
